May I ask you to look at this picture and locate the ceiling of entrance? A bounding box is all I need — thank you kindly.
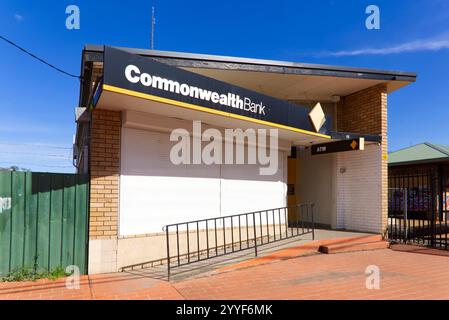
[182,67,410,102]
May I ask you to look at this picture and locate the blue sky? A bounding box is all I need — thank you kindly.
[0,0,448,172]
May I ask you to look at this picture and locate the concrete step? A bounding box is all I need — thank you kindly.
[318,235,388,254]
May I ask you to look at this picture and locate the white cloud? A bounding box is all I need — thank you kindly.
[14,14,23,22]
[323,38,449,57]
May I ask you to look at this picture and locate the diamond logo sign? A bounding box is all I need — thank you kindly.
[308,102,326,132]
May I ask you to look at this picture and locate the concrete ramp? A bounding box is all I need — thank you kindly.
[318,235,388,254]
[213,234,388,274]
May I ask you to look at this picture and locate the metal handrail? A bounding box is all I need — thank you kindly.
[162,203,315,232]
[163,203,315,280]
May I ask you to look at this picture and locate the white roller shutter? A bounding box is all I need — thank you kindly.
[119,127,287,236]
[220,153,286,216]
[120,128,221,235]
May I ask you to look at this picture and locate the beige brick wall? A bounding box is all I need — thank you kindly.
[336,144,382,233]
[337,84,387,135]
[336,84,388,234]
[89,109,121,239]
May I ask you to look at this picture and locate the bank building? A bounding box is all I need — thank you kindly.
[73,45,416,274]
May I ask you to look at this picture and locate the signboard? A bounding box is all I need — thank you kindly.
[100,46,332,137]
[311,138,365,155]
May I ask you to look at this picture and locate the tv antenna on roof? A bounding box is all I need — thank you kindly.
[151,6,156,50]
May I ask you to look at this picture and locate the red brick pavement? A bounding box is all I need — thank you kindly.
[0,273,183,300]
[175,249,449,300]
[1,248,449,300]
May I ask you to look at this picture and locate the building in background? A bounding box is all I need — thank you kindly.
[388,142,449,248]
[74,45,416,273]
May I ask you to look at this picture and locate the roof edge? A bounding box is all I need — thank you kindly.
[389,142,427,155]
[424,142,449,157]
[82,44,417,82]
[389,157,449,166]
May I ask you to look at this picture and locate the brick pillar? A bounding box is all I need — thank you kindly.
[380,90,388,236]
[336,84,388,234]
[88,109,121,273]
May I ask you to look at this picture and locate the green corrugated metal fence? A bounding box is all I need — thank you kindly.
[0,171,89,277]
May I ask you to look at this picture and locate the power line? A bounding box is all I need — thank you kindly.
[0,35,81,79]
[0,150,72,159]
[0,142,72,150]
[0,161,73,169]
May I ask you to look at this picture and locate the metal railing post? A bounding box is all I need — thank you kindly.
[196,221,200,261]
[176,225,180,266]
[223,217,226,254]
[404,188,408,243]
[231,217,234,252]
[238,215,242,250]
[253,212,258,257]
[186,223,190,263]
[278,208,282,239]
[266,210,269,242]
[296,205,299,235]
[214,219,218,256]
[165,226,170,281]
[206,220,210,258]
[311,203,315,240]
